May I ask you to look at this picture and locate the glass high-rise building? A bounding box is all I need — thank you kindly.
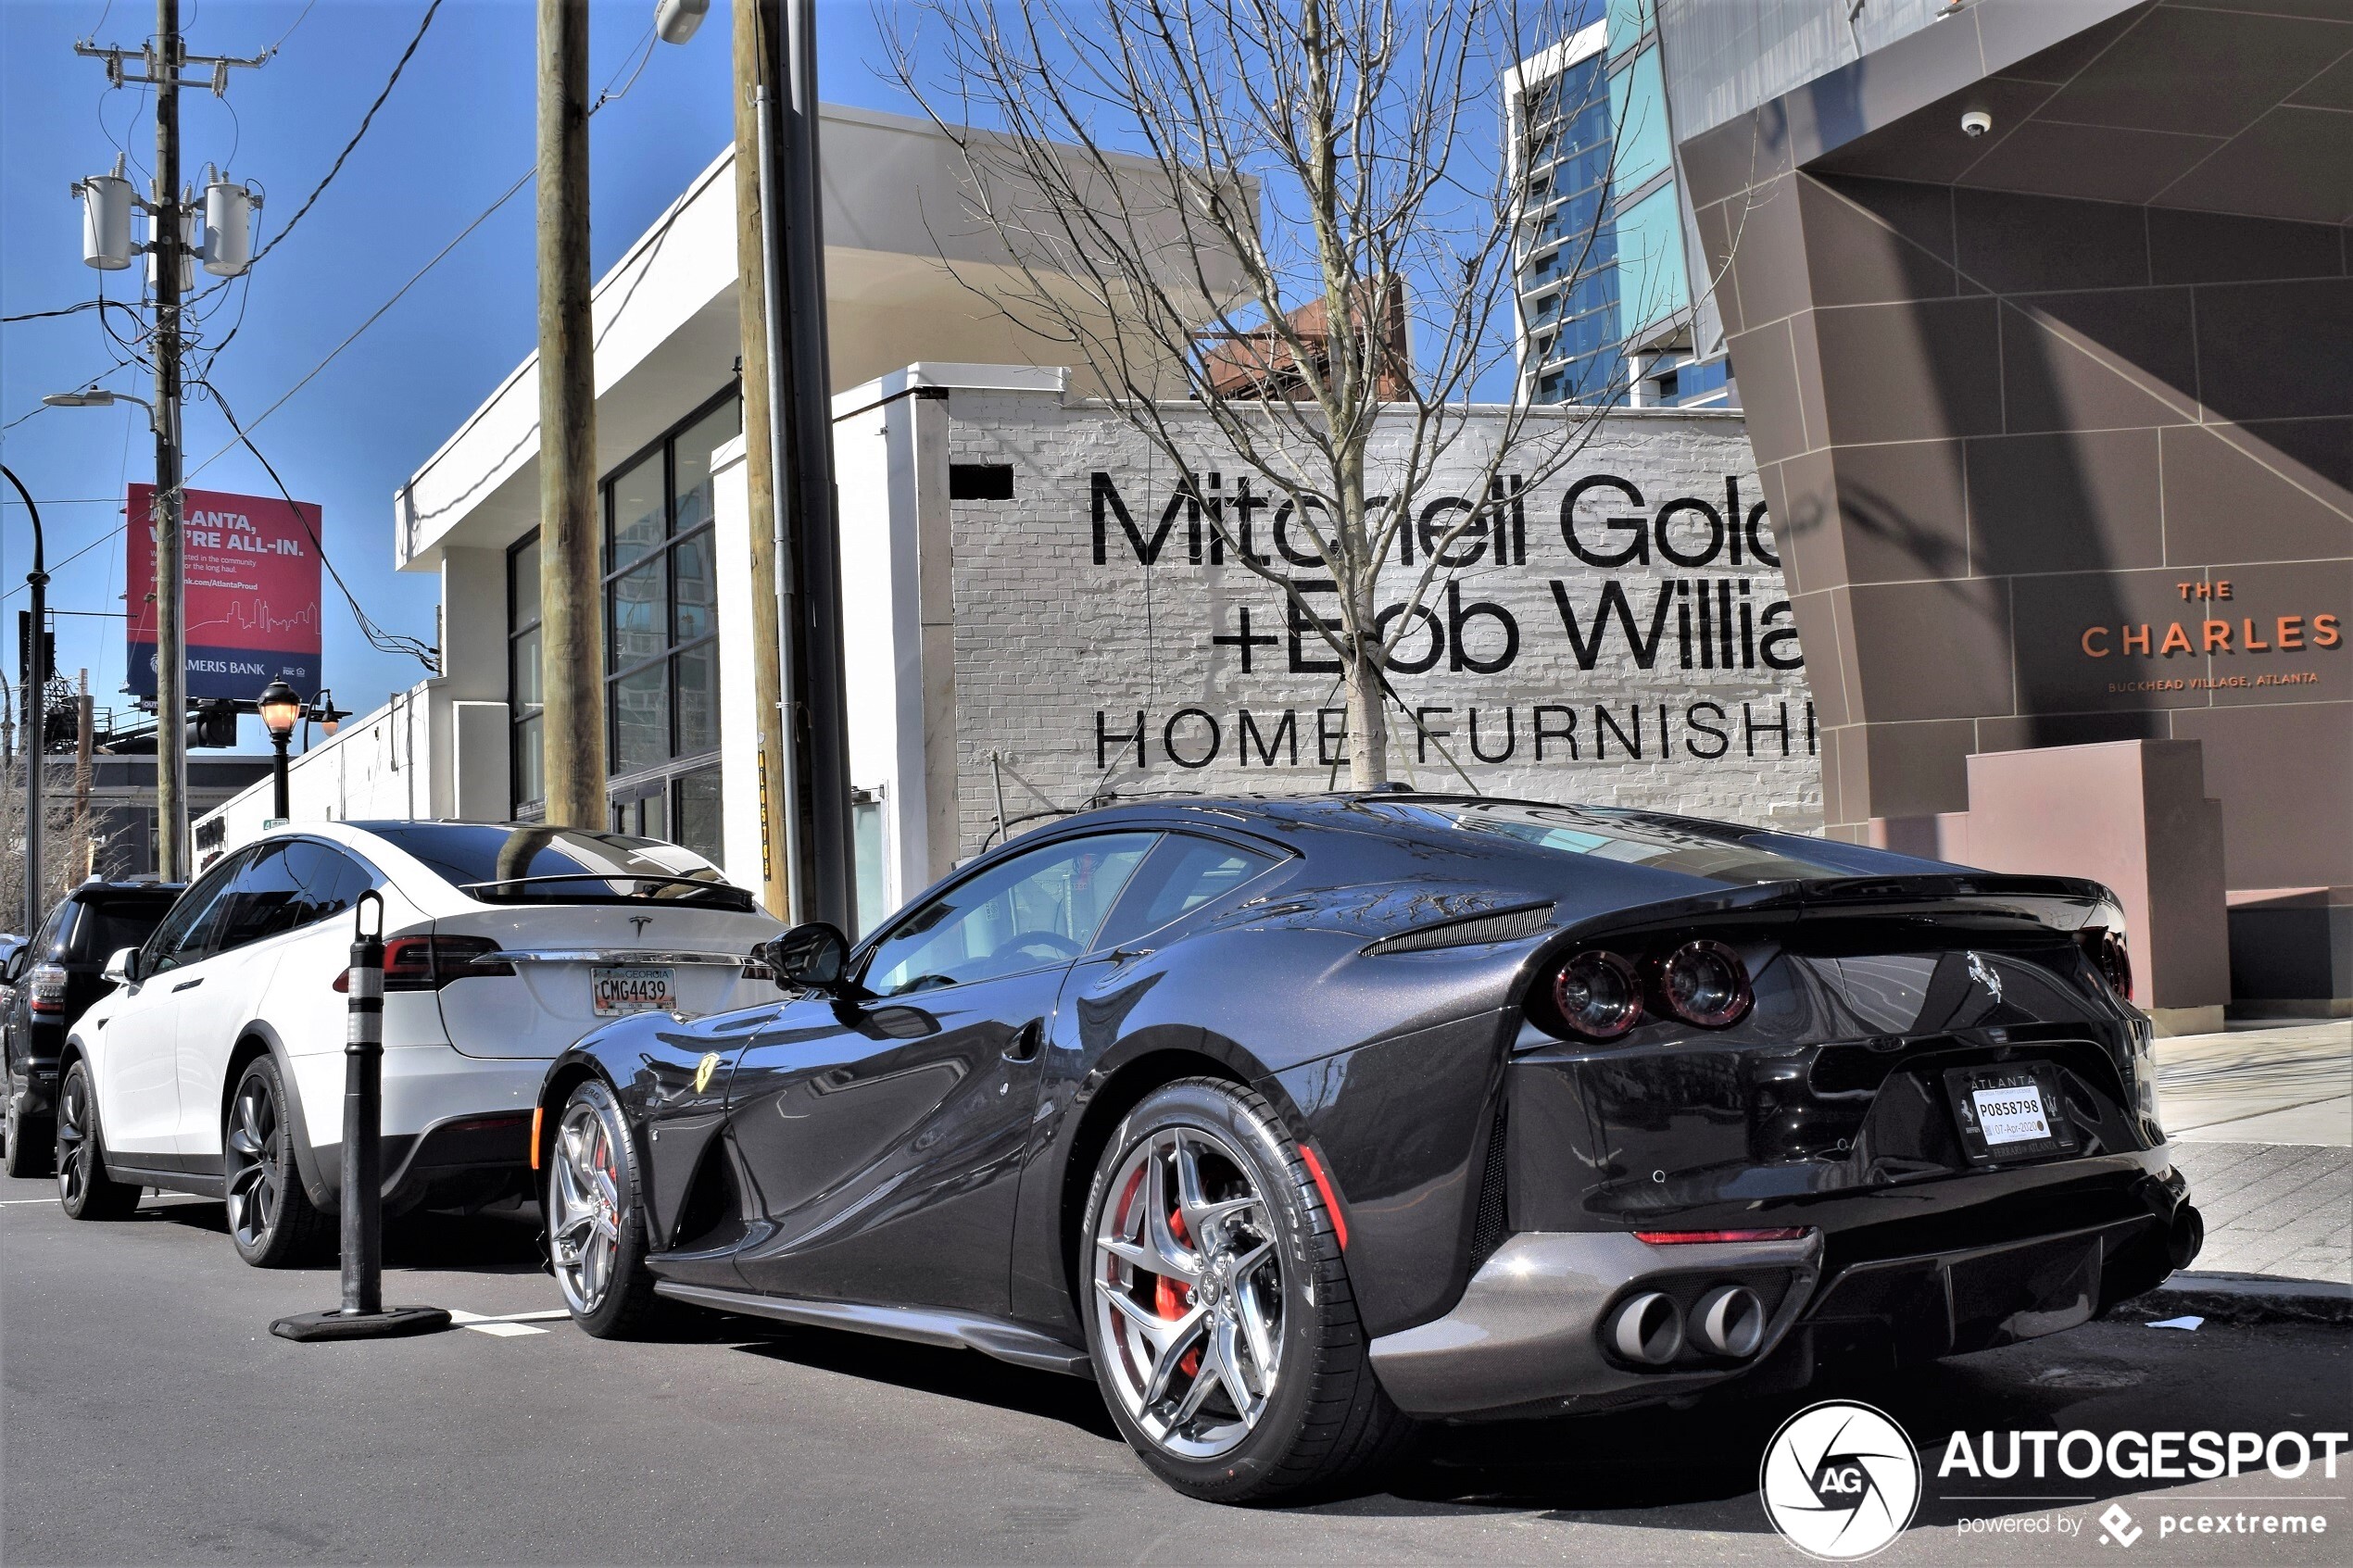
[1509,0,1732,410]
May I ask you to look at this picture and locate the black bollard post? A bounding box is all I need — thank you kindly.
[271,893,451,1341]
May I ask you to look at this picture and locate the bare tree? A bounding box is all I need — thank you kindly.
[889,0,1630,787]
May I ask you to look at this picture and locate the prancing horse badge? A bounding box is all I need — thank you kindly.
[693,1051,722,1095]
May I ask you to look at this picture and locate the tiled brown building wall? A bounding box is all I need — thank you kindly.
[1688,160,2350,891]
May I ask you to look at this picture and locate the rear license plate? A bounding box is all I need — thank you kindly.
[1945,1065,2074,1164]
[592,966,675,1017]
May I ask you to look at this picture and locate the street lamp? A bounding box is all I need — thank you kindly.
[41,387,162,431]
[1,465,47,935]
[258,679,300,822]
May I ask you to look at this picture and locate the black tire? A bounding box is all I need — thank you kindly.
[1078,1077,1411,1504]
[4,1072,54,1178]
[55,1059,141,1221]
[547,1077,663,1338]
[223,1055,330,1268]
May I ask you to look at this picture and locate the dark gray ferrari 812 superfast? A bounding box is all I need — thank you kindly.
[534,793,2198,1502]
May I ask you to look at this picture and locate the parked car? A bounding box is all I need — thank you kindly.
[56,822,784,1265]
[2,882,184,1178]
[0,933,23,1017]
[535,792,2196,1504]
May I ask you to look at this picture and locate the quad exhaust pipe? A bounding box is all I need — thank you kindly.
[1606,1282,1771,1365]
[1606,1291,1684,1364]
[2168,1203,2205,1271]
[1689,1284,1767,1358]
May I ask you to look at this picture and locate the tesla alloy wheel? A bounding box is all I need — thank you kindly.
[1081,1078,1409,1503]
[54,1060,141,1221]
[225,1056,328,1267]
[548,1077,661,1337]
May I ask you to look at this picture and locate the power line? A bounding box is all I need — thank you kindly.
[186,164,534,478]
[0,523,127,602]
[195,377,438,671]
[186,24,664,471]
[236,0,444,272]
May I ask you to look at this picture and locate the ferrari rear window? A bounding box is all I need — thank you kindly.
[1389,801,1850,886]
[364,822,754,910]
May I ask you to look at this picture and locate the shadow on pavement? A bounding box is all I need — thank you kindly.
[732,1329,1125,1441]
[139,1196,549,1276]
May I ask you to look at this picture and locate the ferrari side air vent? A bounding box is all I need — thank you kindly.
[1364,902,1554,954]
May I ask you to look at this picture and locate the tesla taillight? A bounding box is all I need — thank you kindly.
[333,935,515,992]
[28,963,68,1014]
[1553,949,1643,1039]
[1657,940,1751,1028]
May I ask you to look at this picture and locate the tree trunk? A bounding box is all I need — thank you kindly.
[1346,629,1389,789]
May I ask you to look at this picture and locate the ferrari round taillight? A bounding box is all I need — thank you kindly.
[1658,940,1751,1028]
[2084,929,2133,1001]
[1553,949,1643,1039]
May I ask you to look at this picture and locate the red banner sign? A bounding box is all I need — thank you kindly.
[125,483,323,700]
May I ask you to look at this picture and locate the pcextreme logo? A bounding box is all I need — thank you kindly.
[1760,1400,1923,1560]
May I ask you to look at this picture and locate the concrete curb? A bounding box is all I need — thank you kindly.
[2113,1271,2353,1327]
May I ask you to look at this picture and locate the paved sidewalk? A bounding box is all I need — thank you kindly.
[2166,1141,2351,1286]
[2157,1018,2350,1146]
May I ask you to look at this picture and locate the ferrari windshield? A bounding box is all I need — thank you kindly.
[362,822,755,909]
[1379,800,1851,886]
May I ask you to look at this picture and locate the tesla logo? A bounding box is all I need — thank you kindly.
[1967,951,2003,1005]
[629,915,653,937]
[2099,1503,2142,1547]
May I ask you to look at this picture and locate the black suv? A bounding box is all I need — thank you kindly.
[1,881,182,1177]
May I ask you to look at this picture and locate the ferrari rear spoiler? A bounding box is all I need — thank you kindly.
[1554,872,2122,946]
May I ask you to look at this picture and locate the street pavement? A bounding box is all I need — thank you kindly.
[4,1173,2348,1566]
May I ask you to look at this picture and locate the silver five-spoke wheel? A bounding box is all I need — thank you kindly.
[55,1060,138,1221]
[223,1074,283,1252]
[1093,1124,1284,1460]
[550,1097,624,1317]
[221,1056,324,1265]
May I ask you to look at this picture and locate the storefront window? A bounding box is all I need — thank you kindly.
[506,388,739,845]
[508,534,544,811]
[599,389,739,855]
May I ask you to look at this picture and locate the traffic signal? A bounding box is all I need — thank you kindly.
[187,700,238,748]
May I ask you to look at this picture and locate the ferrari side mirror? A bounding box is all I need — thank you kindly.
[754,922,850,994]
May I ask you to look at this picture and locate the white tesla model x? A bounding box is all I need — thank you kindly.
[55,822,783,1265]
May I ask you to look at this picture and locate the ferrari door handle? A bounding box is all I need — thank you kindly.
[172,978,204,992]
[1002,1021,1043,1063]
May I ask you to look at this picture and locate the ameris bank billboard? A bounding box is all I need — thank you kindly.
[126,483,322,701]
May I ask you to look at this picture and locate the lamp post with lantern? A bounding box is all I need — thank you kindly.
[258,679,301,824]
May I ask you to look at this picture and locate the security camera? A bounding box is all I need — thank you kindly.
[1960,108,1993,138]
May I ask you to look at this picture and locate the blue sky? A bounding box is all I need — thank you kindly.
[0,0,916,751]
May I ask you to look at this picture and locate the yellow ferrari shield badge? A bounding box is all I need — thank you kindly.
[693,1051,722,1095]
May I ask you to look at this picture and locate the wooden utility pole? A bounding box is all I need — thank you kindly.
[152,0,190,881]
[535,0,606,827]
[731,0,792,919]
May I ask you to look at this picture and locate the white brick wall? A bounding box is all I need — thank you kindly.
[937,393,1821,859]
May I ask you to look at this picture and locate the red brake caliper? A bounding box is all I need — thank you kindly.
[1160,1201,1201,1377]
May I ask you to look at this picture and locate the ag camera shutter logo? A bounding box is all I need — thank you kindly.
[1760,1400,1922,1560]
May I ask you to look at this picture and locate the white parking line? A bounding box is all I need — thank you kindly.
[447,1308,571,1338]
